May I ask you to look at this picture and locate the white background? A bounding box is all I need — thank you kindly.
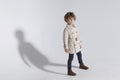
[0,0,120,80]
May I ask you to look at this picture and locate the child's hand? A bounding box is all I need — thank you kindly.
[80,45,82,48]
[65,49,69,53]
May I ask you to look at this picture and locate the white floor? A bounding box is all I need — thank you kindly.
[0,46,119,80]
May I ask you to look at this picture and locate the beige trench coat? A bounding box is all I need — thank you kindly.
[63,25,82,54]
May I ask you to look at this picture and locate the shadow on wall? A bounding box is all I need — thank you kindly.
[15,29,78,75]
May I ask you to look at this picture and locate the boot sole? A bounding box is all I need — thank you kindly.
[67,74,76,76]
[80,67,89,70]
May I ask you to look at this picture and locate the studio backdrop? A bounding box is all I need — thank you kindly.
[0,0,119,80]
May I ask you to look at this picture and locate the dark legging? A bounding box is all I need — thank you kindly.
[67,51,83,70]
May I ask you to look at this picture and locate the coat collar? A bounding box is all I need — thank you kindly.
[66,24,76,29]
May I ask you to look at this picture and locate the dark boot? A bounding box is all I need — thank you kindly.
[67,69,76,76]
[79,64,89,70]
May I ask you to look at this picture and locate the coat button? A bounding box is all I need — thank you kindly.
[75,38,78,41]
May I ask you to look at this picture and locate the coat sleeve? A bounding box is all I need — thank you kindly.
[63,29,69,49]
[77,30,82,45]
[78,35,82,45]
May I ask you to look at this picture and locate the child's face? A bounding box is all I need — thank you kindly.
[67,17,75,25]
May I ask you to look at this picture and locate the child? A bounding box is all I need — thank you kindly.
[63,12,89,76]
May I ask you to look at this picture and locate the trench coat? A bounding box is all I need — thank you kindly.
[63,25,82,54]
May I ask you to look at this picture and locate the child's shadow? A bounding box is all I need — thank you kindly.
[15,30,78,75]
